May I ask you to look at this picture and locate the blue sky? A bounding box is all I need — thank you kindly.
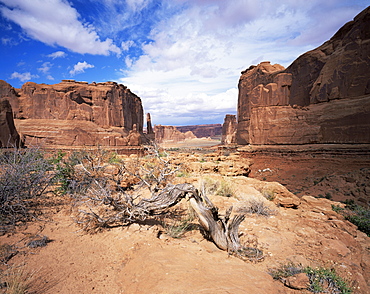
[0,0,368,126]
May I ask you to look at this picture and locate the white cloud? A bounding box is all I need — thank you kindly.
[126,0,151,12]
[10,71,38,82]
[69,61,95,75]
[121,40,134,51]
[119,0,366,125]
[38,62,52,74]
[47,51,66,59]
[0,0,121,55]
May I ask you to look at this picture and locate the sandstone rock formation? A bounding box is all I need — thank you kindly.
[154,125,196,144]
[0,98,22,147]
[236,6,370,145]
[144,113,155,142]
[146,113,154,135]
[176,124,222,138]
[221,114,237,145]
[0,80,145,147]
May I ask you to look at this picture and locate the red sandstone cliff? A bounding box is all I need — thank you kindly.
[0,98,23,147]
[176,124,222,138]
[154,125,196,144]
[236,6,370,145]
[221,115,237,145]
[0,80,145,147]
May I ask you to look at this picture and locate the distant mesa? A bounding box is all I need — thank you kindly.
[176,124,222,139]
[222,6,370,145]
[154,125,197,144]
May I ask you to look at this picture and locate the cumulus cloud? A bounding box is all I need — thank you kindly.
[119,0,366,125]
[69,61,95,75]
[10,71,38,82]
[47,51,66,59]
[38,62,52,74]
[0,0,121,55]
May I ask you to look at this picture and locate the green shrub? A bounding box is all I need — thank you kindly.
[332,200,370,237]
[269,263,353,293]
[304,266,352,294]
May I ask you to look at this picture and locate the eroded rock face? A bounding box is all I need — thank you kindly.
[176,124,222,138]
[0,98,22,147]
[0,80,145,147]
[221,114,237,145]
[286,6,370,106]
[236,7,370,145]
[154,125,196,143]
[236,62,285,144]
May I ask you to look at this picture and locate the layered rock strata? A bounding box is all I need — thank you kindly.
[0,80,145,147]
[176,124,222,138]
[154,125,196,143]
[236,6,370,145]
[221,114,237,145]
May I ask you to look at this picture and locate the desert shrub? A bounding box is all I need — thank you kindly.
[262,189,275,200]
[268,262,304,280]
[52,148,127,196]
[331,205,344,213]
[325,192,332,199]
[159,209,197,239]
[304,266,352,294]
[216,180,234,197]
[269,263,353,294]
[0,148,56,230]
[71,144,183,231]
[238,198,277,217]
[201,177,234,197]
[332,200,370,237]
[0,263,40,294]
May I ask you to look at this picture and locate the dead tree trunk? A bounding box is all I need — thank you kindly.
[77,182,262,260]
[139,183,252,257]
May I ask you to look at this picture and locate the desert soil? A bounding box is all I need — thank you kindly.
[1,145,370,294]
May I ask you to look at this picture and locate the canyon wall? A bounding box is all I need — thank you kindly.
[0,80,145,147]
[176,124,222,138]
[154,125,196,143]
[221,115,237,145]
[0,98,22,147]
[235,6,370,145]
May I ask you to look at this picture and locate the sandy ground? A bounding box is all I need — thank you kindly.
[1,145,370,294]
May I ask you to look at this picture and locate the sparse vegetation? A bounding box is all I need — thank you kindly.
[268,262,303,280]
[159,210,197,239]
[238,198,277,217]
[269,263,353,293]
[332,200,370,237]
[0,147,56,232]
[305,266,353,294]
[201,177,235,198]
[262,189,275,201]
[0,263,38,294]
